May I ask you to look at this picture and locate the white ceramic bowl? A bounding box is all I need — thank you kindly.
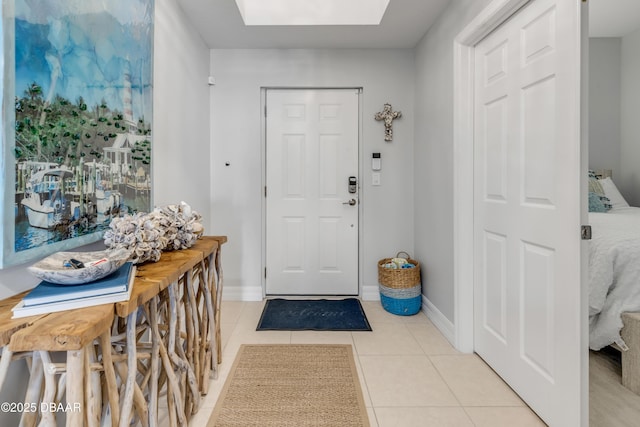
[28,248,132,285]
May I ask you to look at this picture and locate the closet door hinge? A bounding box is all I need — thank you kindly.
[581,225,592,240]
[264,267,267,278]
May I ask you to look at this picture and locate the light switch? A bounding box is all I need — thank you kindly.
[372,172,381,186]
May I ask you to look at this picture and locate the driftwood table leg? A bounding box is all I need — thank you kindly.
[0,348,14,392]
[185,273,201,390]
[21,351,43,427]
[118,310,137,427]
[156,287,186,425]
[170,282,199,419]
[182,278,195,414]
[66,349,85,427]
[166,388,177,427]
[199,259,216,386]
[157,332,185,425]
[99,331,119,427]
[214,248,224,364]
[113,362,148,427]
[56,373,67,406]
[148,297,160,427]
[38,351,57,427]
[84,347,101,427]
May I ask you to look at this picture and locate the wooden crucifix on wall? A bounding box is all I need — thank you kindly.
[375,103,402,141]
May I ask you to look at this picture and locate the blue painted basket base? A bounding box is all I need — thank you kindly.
[380,294,422,316]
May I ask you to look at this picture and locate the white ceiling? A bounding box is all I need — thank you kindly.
[177,0,452,49]
[177,0,640,48]
[589,0,640,37]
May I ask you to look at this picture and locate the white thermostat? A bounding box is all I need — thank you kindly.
[372,152,381,170]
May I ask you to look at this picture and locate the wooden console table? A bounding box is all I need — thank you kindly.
[0,235,226,427]
[111,236,226,426]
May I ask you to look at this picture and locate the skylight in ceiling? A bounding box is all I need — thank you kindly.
[235,0,391,26]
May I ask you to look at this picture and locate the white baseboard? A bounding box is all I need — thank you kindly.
[361,285,380,301]
[222,285,263,301]
[222,284,383,303]
[422,295,457,349]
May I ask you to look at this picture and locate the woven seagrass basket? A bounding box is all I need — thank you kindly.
[377,252,421,316]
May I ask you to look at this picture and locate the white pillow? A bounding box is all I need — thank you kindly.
[599,177,629,210]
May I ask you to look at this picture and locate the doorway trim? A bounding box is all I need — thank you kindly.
[260,87,364,298]
[453,0,531,353]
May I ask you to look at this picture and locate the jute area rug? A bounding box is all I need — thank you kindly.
[208,344,370,426]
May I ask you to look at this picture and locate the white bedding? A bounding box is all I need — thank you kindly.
[589,206,640,350]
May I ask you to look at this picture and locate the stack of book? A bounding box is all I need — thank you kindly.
[12,262,136,319]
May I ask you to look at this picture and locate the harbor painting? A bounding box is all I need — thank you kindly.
[1,0,154,267]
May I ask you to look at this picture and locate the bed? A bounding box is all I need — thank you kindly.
[588,174,640,393]
[589,205,640,349]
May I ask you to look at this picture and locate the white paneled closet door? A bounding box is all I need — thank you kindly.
[473,0,583,425]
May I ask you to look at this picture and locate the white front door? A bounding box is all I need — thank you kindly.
[265,89,359,295]
[473,0,583,425]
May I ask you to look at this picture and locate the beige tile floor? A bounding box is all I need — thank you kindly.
[174,300,546,427]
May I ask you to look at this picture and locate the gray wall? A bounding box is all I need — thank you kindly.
[620,27,640,206]
[413,0,493,325]
[0,0,210,422]
[588,29,640,207]
[152,0,212,218]
[588,38,621,176]
[209,49,416,299]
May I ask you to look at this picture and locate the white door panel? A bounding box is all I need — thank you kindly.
[473,0,582,425]
[266,89,359,295]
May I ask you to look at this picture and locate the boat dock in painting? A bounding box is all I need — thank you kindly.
[14,131,151,252]
[17,159,125,229]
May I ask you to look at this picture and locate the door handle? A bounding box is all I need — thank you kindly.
[342,199,357,206]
